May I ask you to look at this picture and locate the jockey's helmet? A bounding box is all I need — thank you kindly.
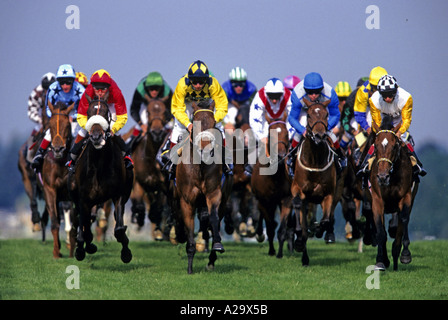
[90,69,112,89]
[145,72,164,88]
[283,75,301,91]
[41,72,56,90]
[303,72,324,90]
[265,78,284,101]
[188,60,210,83]
[335,81,352,98]
[369,66,388,86]
[56,64,76,79]
[377,75,398,93]
[229,67,247,82]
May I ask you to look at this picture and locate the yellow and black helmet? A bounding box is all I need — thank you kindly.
[188,60,210,80]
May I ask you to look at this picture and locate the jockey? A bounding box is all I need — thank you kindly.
[357,75,427,181]
[334,81,353,149]
[26,72,56,162]
[283,75,301,92]
[354,66,388,135]
[222,67,257,129]
[158,60,231,179]
[126,71,173,150]
[288,72,344,175]
[31,64,85,170]
[67,69,133,172]
[245,78,299,176]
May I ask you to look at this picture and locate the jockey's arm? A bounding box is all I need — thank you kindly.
[288,91,306,136]
[209,78,228,123]
[354,86,370,131]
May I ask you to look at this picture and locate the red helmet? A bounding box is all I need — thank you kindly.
[90,69,112,87]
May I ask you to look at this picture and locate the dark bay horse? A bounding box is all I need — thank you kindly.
[38,100,76,258]
[68,96,134,263]
[251,112,293,258]
[369,115,419,271]
[290,99,338,266]
[172,100,233,274]
[130,97,170,239]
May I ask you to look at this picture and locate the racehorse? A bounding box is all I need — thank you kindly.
[37,100,76,258]
[251,112,293,258]
[68,95,134,263]
[290,98,337,266]
[369,115,419,271]
[225,122,259,240]
[130,97,170,239]
[172,99,233,274]
[18,135,48,238]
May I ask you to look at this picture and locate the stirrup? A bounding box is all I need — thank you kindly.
[224,163,234,176]
[124,155,134,169]
[66,160,75,173]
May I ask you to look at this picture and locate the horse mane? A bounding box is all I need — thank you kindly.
[380,114,394,130]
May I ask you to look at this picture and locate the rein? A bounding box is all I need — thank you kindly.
[52,112,70,142]
[297,140,335,172]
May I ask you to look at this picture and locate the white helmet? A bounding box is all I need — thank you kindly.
[264,78,284,93]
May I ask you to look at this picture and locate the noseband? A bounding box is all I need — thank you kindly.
[375,129,400,172]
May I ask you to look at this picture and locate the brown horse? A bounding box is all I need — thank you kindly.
[291,99,338,266]
[36,101,76,258]
[172,99,233,274]
[225,122,259,239]
[68,96,134,263]
[130,97,170,238]
[369,115,419,271]
[251,112,293,258]
[18,134,48,237]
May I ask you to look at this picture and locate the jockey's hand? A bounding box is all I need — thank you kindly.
[187,123,193,133]
[366,127,372,135]
[140,124,148,134]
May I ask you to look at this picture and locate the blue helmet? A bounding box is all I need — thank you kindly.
[303,72,324,90]
[56,64,76,79]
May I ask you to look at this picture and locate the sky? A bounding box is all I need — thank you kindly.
[1,0,448,151]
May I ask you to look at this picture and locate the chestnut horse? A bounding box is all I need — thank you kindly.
[37,101,76,258]
[68,96,134,263]
[130,97,170,238]
[290,99,337,266]
[251,112,293,258]
[172,99,233,274]
[369,115,419,271]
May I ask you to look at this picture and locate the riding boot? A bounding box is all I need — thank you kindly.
[244,163,253,177]
[65,137,86,173]
[157,138,171,167]
[335,147,347,174]
[406,143,427,177]
[222,146,233,176]
[114,134,134,169]
[286,146,297,178]
[168,163,177,180]
[126,134,138,153]
[31,146,46,170]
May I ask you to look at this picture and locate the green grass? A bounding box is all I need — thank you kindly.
[1,238,447,300]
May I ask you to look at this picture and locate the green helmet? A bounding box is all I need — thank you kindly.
[145,72,164,87]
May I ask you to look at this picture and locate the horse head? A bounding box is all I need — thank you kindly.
[266,111,289,160]
[372,115,402,186]
[145,96,168,144]
[85,93,111,149]
[191,99,218,162]
[48,100,74,158]
[304,98,330,145]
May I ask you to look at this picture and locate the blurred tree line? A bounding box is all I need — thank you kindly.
[1,136,447,239]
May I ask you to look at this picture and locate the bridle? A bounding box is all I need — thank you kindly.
[375,129,400,172]
[306,103,329,143]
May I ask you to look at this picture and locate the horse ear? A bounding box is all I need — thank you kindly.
[192,101,199,113]
[372,120,380,133]
[161,95,170,103]
[103,91,110,102]
[209,100,215,111]
[47,100,54,113]
[144,93,152,104]
[302,97,312,108]
[67,102,75,113]
[393,121,402,134]
[86,94,92,103]
[322,100,331,108]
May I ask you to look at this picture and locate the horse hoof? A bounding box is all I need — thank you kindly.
[32,223,42,232]
[86,243,97,254]
[400,253,412,264]
[294,239,305,252]
[374,262,386,271]
[153,229,163,241]
[75,248,85,261]
[212,242,225,253]
[196,242,206,252]
[121,248,132,263]
[256,234,265,243]
[325,233,336,244]
[206,264,215,271]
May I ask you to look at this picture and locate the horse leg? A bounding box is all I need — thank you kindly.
[209,204,225,252]
[180,198,196,274]
[114,198,132,263]
[399,203,412,266]
[44,189,62,258]
[316,195,333,239]
[276,201,292,259]
[75,205,88,261]
[372,198,389,270]
[298,205,309,266]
